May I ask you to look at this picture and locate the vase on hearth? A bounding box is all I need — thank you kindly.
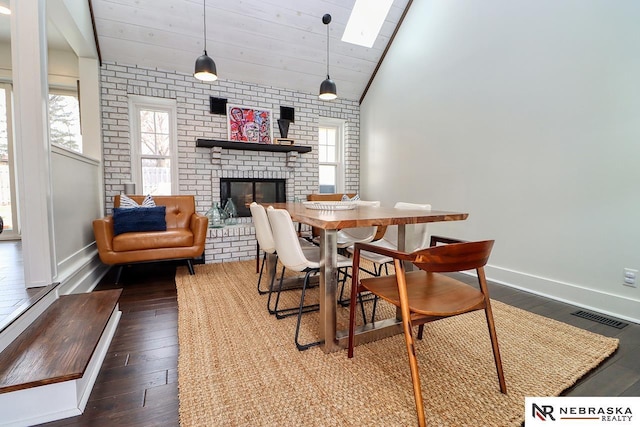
[223,198,238,225]
[205,202,225,228]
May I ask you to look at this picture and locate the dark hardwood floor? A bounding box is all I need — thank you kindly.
[36,263,639,426]
[482,278,640,397]
[42,263,181,427]
[0,241,49,332]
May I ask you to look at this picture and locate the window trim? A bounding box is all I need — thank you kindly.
[318,117,345,194]
[128,95,179,195]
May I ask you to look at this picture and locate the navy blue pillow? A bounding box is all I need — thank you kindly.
[113,206,167,236]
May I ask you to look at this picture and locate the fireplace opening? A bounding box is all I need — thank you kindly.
[220,178,286,217]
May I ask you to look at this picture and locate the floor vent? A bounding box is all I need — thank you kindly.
[571,310,628,329]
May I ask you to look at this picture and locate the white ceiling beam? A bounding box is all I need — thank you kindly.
[47,0,97,58]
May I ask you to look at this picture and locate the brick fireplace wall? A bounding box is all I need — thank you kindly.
[99,62,360,263]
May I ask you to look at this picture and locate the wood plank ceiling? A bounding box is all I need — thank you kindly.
[90,0,412,101]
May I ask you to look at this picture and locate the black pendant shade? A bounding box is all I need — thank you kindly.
[195,50,218,81]
[319,13,337,100]
[319,76,337,100]
[194,0,218,82]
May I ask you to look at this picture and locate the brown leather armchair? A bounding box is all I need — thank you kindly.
[93,195,208,283]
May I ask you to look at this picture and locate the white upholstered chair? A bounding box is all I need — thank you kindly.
[347,202,432,276]
[267,207,353,351]
[250,202,316,310]
[336,200,381,250]
[250,202,278,295]
[347,202,431,321]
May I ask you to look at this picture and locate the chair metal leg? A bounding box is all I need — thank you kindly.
[256,242,260,273]
[295,270,323,351]
[367,263,387,323]
[270,266,319,319]
[339,266,378,312]
[349,262,387,324]
[267,266,286,315]
[338,267,356,307]
[257,252,270,295]
[358,292,367,321]
[338,268,348,305]
[371,293,379,323]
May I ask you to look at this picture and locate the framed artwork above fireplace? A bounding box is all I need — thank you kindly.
[227,104,273,144]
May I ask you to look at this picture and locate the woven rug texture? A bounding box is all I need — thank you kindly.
[176,261,619,427]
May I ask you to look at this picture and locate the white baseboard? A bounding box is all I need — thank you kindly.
[0,305,121,426]
[485,265,640,325]
[57,255,110,295]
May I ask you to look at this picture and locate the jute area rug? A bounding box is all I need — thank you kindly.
[176,261,618,426]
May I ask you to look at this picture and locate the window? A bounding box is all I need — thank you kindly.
[342,0,394,48]
[0,84,84,238]
[0,83,19,239]
[49,89,82,153]
[318,118,345,194]
[129,96,178,195]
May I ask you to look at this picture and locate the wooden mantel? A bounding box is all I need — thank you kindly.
[196,139,312,154]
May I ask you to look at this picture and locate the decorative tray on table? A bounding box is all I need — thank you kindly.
[302,201,357,211]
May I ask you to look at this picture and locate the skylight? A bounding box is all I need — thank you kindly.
[341,0,393,48]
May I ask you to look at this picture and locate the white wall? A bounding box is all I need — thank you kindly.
[360,0,640,322]
[2,0,104,293]
[51,146,101,281]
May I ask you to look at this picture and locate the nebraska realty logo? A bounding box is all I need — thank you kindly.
[525,397,639,425]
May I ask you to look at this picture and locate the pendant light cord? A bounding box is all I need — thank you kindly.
[203,0,208,53]
[326,23,330,78]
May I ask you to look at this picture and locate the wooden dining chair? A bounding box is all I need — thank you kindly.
[306,193,356,239]
[347,238,507,427]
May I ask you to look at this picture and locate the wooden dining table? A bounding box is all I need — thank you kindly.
[268,202,469,353]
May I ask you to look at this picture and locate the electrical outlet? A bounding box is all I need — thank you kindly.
[623,268,637,288]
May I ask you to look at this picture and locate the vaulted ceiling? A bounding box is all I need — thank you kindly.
[0,0,412,101]
[90,0,412,101]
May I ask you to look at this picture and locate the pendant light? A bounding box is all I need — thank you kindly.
[319,14,337,100]
[194,0,218,81]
